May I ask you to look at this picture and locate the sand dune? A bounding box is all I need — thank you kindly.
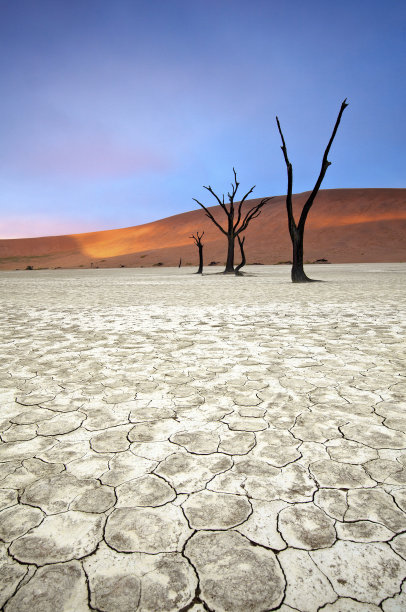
[0,188,405,269]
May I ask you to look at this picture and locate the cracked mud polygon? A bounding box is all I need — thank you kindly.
[1,264,405,611]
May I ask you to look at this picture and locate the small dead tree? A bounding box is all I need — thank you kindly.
[276,99,348,282]
[190,231,204,274]
[234,235,246,275]
[193,169,270,273]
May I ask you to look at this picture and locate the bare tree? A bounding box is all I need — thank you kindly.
[234,235,246,275]
[276,99,348,282]
[193,168,270,273]
[190,231,204,274]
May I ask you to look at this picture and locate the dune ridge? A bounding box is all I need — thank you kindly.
[0,188,405,269]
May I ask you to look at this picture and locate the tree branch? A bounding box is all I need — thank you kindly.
[192,199,227,235]
[298,98,348,231]
[237,197,271,234]
[203,185,229,218]
[227,167,239,203]
[276,115,295,233]
[190,230,204,246]
[233,186,256,231]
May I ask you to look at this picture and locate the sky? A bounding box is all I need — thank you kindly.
[0,0,405,238]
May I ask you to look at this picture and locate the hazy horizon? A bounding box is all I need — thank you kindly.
[1,186,405,241]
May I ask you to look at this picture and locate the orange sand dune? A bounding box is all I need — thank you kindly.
[0,188,405,269]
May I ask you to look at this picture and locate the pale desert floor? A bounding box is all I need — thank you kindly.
[0,263,405,612]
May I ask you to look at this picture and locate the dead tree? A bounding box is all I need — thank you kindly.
[276,99,348,282]
[235,235,246,275]
[193,169,270,273]
[190,231,204,274]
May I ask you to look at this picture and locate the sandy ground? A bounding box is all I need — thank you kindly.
[0,264,405,611]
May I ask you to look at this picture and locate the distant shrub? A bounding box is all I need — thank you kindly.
[25,265,33,270]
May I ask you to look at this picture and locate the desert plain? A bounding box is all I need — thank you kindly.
[0,263,406,611]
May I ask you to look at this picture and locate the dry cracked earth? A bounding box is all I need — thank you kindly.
[0,263,405,612]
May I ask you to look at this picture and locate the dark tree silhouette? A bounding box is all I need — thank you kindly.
[276,99,348,283]
[193,169,270,273]
[190,231,204,274]
[235,235,246,275]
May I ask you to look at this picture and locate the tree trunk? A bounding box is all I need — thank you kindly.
[235,236,246,275]
[197,245,203,274]
[277,100,348,284]
[291,228,312,283]
[224,235,235,273]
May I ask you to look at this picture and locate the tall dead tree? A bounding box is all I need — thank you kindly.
[235,235,246,275]
[276,99,348,282]
[193,169,270,273]
[190,231,204,274]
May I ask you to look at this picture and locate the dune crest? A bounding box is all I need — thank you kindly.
[0,188,405,269]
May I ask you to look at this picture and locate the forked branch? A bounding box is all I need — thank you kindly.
[276,98,348,283]
[203,186,228,215]
[238,197,271,234]
[298,98,348,231]
[190,231,204,246]
[234,186,257,230]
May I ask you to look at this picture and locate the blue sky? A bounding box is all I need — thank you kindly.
[0,0,405,237]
